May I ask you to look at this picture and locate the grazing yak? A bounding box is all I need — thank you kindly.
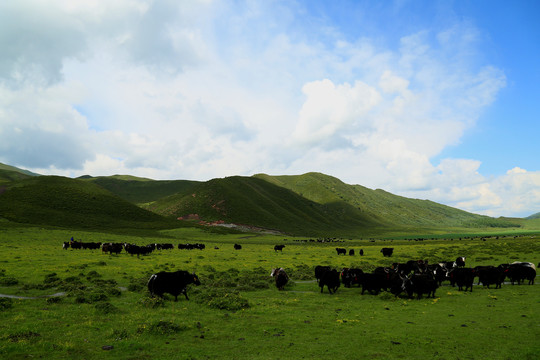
[340,268,364,288]
[270,268,289,290]
[455,256,466,267]
[147,271,201,301]
[274,245,285,252]
[450,267,475,292]
[401,274,438,299]
[318,268,340,294]
[381,248,394,257]
[102,243,123,255]
[315,265,331,284]
[474,266,505,289]
[234,244,242,250]
[502,262,536,285]
[336,248,347,255]
[358,272,386,295]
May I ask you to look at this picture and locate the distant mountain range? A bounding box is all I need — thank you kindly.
[0,162,531,236]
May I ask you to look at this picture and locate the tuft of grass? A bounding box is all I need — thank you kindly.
[0,297,13,310]
[7,331,41,343]
[138,320,188,335]
[192,287,250,311]
[138,295,165,309]
[94,301,119,314]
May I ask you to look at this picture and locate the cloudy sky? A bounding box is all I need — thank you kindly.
[1,0,539,218]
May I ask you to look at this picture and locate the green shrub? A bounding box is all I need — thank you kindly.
[0,276,19,286]
[89,292,109,303]
[43,272,60,284]
[127,277,147,292]
[139,295,165,308]
[106,287,122,297]
[139,320,188,335]
[111,328,130,341]
[193,288,250,311]
[74,293,88,303]
[7,330,41,342]
[46,296,62,304]
[94,301,119,314]
[86,270,102,280]
[0,297,13,310]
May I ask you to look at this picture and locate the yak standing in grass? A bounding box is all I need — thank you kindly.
[381,248,394,257]
[315,265,331,284]
[450,267,475,292]
[319,268,340,294]
[148,271,201,301]
[401,273,438,299]
[503,262,536,285]
[270,268,289,290]
[474,266,505,289]
[340,268,364,288]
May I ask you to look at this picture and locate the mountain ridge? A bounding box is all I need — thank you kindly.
[0,162,531,236]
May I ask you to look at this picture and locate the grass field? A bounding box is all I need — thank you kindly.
[1,225,539,359]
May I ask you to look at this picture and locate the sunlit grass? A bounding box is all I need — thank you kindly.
[0,225,539,359]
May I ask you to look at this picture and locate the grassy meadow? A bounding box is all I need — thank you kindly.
[0,225,539,359]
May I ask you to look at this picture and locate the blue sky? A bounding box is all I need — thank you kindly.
[0,0,538,217]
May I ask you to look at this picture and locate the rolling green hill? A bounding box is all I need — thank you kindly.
[0,175,176,231]
[254,172,484,228]
[0,163,38,184]
[0,162,40,177]
[0,162,533,236]
[82,176,200,205]
[143,176,386,236]
[527,212,540,220]
[141,173,498,236]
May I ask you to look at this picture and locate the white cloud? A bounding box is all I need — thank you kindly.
[293,79,381,146]
[1,1,535,217]
[458,169,540,217]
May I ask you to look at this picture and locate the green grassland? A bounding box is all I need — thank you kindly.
[1,225,539,359]
[1,163,539,358]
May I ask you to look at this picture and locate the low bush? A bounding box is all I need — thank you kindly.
[94,301,118,314]
[46,296,62,304]
[0,297,13,310]
[138,295,165,308]
[127,277,148,292]
[7,330,41,342]
[192,287,250,311]
[142,320,188,335]
[0,276,19,286]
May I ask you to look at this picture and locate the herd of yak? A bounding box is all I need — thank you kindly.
[62,240,537,301]
[311,258,536,300]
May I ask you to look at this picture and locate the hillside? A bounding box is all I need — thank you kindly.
[0,175,176,230]
[143,176,386,236]
[0,162,40,177]
[0,163,38,184]
[82,176,200,205]
[0,163,530,236]
[253,172,483,228]
[527,212,540,220]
